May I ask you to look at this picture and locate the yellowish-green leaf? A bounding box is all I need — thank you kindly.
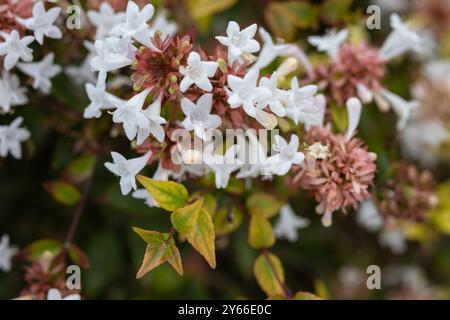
[214,206,243,236]
[186,208,216,269]
[430,181,450,235]
[43,181,81,206]
[294,291,322,300]
[254,252,285,297]
[171,199,203,235]
[314,278,330,299]
[225,177,244,195]
[187,0,238,19]
[133,228,183,277]
[249,212,275,249]
[137,175,188,211]
[247,193,283,218]
[202,193,217,217]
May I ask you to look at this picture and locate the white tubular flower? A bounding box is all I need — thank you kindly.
[253,27,290,70]
[269,134,304,176]
[47,288,81,300]
[345,97,362,141]
[0,30,34,71]
[308,28,348,60]
[216,21,260,64]
[357,200,384,233]
[0,234,19,272]
[227,68,271,118]
[17,53,61,94]
[379,228,407,255]
[236,130,271,179]
[87,2,126,40]
[137,94,166,145]
[258,72,289,117]
[111,1,155,48]
[274,205,310,242]
[181,93,222,141]
[149,10,177,38]
[0,71,28,113]
[17,1,62,45]
[179,52,218,93]
[379,13,422,61]
[84,77,120,119]
[104,151,151,195]
[379,89,419,130]
[204,145,242,189]
[0,117,30,159]
[285,77,318,125]
[90,38,134,75]
[111,89,150,141]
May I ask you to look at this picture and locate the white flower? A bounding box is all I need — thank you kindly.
[17,53,61,94]
[111,1,155,48]
[84,77,120,119]
[0,117,30,159]
[111,89,150,141]
[216,21,260,64]
[379,89,419,130]
[18,1,62,45]
[253,27,290,70]
[204,145,242,189]
[181,93,222,140]
[258,72,289,117]
[400,119,449,168]
[379,13,422,60]
[87,2,125,40]
[179,52,218,93]
[227,68,271,118]
[306,142,329,160]
[149,10,177,38]
[379,229,407,255]
[356,200,384,232]
[0,71,28,113]
[47,288,81,300]
[268,134,304,175]
[345,97,362,141]
[274,205,310,242]
[66,55,97,85]
[0,30,34,70]
[285,77,318,125]
[90,38,134,76]
[308,28,348,60]
[0,234,18,272]
[137,94,166,144]
[104,151,151,195]
[236,130,271,179]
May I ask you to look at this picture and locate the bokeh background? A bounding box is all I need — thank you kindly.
[1,0,450,299]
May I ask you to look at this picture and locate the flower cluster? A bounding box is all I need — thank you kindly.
[308,14,422,130]
[0,0,62,159]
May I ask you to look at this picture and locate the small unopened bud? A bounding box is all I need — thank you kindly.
[168,86,176,95]
[217,58,228,73]
[169,74,177,83]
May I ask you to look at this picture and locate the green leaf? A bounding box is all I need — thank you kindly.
[133,228,183,278]
[170,199,203,235]
[187,0,238,18]
[202,193,217,217]
[43,181,81,206]
[137,175,189,211]
[321,0,354,25]
[214,206,243,236]
[246,192,283,218]
[294,291,322,300]
[65,153,96,183]
[254,252,285,297]
[22,239,62,261]
[265,2,319,41]
[186,208,216,269]
[248,212,275,249]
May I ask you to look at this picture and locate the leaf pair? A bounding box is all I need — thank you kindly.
[171,199,216,269]
[133,228,183,278]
